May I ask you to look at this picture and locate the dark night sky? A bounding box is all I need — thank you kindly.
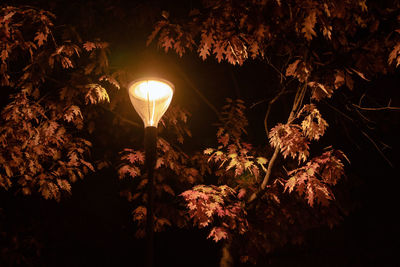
[1,0,399,266]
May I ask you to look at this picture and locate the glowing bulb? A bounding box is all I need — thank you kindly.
[128,78,174,127]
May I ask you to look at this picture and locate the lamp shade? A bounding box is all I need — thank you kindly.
[127,78,174,127]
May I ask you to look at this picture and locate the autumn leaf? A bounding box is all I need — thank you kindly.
[213,41,225,63]
[299,104,329,140]
[309,81,334,101]
[146,21,166,46]
[84,84,110,104]
[199,44,211,60]
[238,188,246,199]
[1,49,8,62]
[388,43,400,67]
[284,177,296,193]
[204,148,214,155]
[350,68,370,81]
[34,32,47,47]
[302,11,317,41]
[334,70,345,89]
[99,75,120,89]
[256,157,267,167]
[83,41,96,52]
[208,227,228,242]
[286,59,300,77]
[64,105,82,122]
[162,36,174,52]
[269,123,310,162]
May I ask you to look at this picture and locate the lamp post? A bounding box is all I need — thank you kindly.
[127,78,174,267]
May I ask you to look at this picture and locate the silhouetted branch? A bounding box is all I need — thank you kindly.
[174,64,223,121]
[352,104,400,111]
[99,105,141,128]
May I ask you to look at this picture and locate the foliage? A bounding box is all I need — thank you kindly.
[0,0,398,266]
[0,6,114,200]
[118,106,204,236]
[146,0,399,264]
[150,0,399,97]
[177,97,347,263]
[181,185,247,242]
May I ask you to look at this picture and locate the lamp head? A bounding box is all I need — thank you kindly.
[127,78,174,127]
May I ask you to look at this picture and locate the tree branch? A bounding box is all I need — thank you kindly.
[361,131,393,168]
[352,104,400,111]
[248,82,308,203]
[326,101,394,168]
[99,105,141,128]
[264,85,290,136]
[174,63,223,121]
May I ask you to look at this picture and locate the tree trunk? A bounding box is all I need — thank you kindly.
[220,239,233,267]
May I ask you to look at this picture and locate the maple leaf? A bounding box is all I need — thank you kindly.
[269,123,310,162]
[213,41,225,63]
[85,84,110,104]
[199,44,210,60]
[388,43,400,67]
[298,104,328,140]
[249,42,259,59]
[83,41,96,52]
[334,70,345,89]
[133,206,147,222]
[284,177,296,193]
[306,183,315,207]
[61,56,73,69]
[34,32,47,47]
[204,148,214,155]
[64,105,82,122]
[1,49,8,63]
[218,133,230,147]
[286,60,301,77]
[57,179,71,193]
[124,151,145,164]
[146,21,166,46]
[208,227,228,242]
[118,165,140,179]
[99,75,120,89]
[238,188,246,199]
[162,36,174,52]
[322,25,332,40]
[302,11,317,41]
[309,82,334,101]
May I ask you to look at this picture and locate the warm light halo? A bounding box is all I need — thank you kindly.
[127,77,174,128]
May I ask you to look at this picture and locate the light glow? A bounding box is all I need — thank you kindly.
[128,78,174,127]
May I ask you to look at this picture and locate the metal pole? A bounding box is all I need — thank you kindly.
[144,126,157,267]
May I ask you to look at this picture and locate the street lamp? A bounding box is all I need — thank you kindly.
[127,78,174,267]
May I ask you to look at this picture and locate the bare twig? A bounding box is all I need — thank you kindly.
[265,57,286,83]
[248,83,308,203]
[352,104,400,111]
[361,131,393,167]
[326,101,394,168]
[174,64,223,121]
[324,101,354,122]
[99,105,141,128]
[264,86,288,136]
[250,99,269,109]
